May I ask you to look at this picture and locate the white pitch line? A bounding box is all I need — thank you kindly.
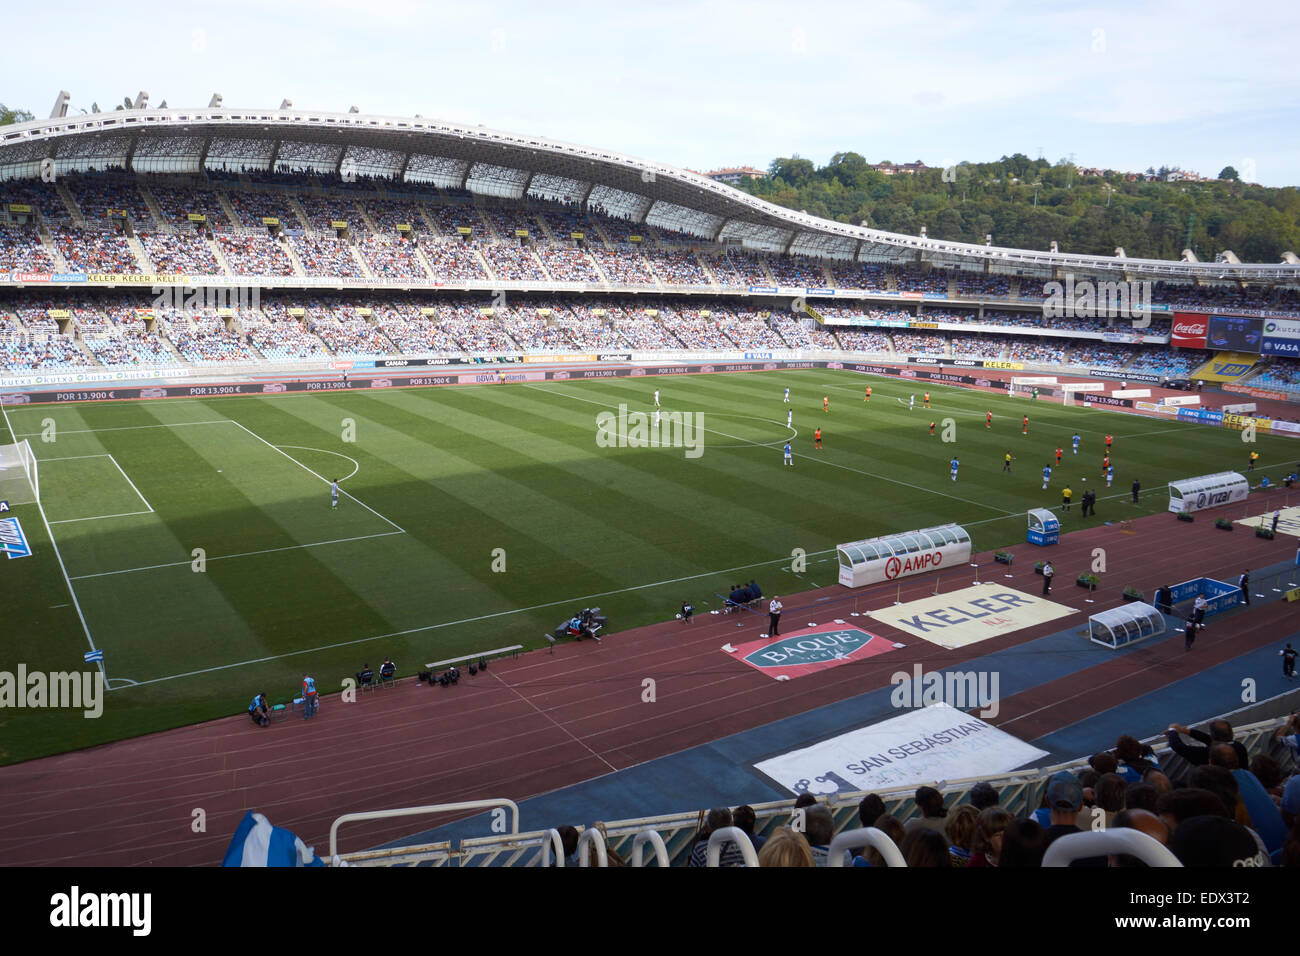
[523,382,1014,516]
[0,401,102,671]
[105,547,842,690]
[12,420,231,437]
[275,444,361,482]
[49,510,154,525]
[37,453,113,462]
[108,454,153,513]
[69,530,406,581]
[228,420,405,533]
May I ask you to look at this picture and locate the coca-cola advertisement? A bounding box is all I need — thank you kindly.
[1171,313,1209,349]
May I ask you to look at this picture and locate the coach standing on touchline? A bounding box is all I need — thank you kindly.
[768,596,783,638]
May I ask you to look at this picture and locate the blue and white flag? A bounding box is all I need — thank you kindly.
[222,811,325,867]
[84,649,104,663]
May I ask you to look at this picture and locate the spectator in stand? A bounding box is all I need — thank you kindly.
[1165,719,1249,769]
[855,815,905,868]
[904,785,949,834]
[1079,773,1127,831]
[1156,788,1232,836]
[1042,773,1106,866]
[999,819,1048,867]
[857,793,886,831]
[1113,734,1159,780]
[969,780,1000,811]
[1142,767,1173,795]
[1124,782,1160,815]
[1274,712,1300,762]
[1088,752,1119,776]
[901,829,950,867]
[549,825,580,866]
[1282,778,1300,829]
[1168,816,1268,867]
[803,804,841,866]
[944,805,978,866]
[732,805,765,852]
[1108,809,1170,866]
[968,806,1012,868]
[686,807,747,867]
[1249,755,1286,807]
[757,827,814,868]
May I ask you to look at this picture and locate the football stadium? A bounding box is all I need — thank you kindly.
[2,65,1300,891]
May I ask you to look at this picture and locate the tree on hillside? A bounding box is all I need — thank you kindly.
[0,103,34,126]
[1218,166,1240,181]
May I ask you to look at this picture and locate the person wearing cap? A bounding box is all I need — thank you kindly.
[1041,773,1106,866]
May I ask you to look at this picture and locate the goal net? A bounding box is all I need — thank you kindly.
[0,440,38,506]
[1010,376,1056,398]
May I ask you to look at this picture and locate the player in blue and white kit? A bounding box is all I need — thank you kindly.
[1106,464,1114,487]
[784,387,790,404]
[950,457,960,482]
[1072,433,1080,454]
[331,479,339,509]
[653,389,660,407]
[783,442,793,466]
[787,408,793,428]
[1041,464,1052,490]
[909,394,915,411]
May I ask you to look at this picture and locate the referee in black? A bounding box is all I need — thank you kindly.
[768,596,783,638]
[1131,478,1141,504]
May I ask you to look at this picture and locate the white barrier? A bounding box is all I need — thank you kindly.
[827,827,907,867]
[1042,829,1180,867]
[706,827,759,867]
[328,798,520,859]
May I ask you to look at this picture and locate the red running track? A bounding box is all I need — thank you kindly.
[0,489,1297,866]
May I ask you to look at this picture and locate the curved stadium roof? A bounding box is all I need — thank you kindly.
[3,103,1298,285]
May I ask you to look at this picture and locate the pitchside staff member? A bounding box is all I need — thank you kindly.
[249,693,270,727]
[768,596,783,638]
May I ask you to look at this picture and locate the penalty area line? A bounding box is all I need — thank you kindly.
[104,547,841,691]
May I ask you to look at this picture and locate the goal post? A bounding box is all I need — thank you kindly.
[1010,376,1057,399]
[0,440,38,506]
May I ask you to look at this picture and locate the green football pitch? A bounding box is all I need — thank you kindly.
[1,368,1294,764]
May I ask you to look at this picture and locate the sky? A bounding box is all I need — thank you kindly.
[3,0,1299,186]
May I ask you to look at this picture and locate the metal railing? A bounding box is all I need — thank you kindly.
[332,713,1295,866]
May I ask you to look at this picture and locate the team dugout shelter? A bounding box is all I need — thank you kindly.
[837,524,972,589]
[1167,472,1249,514]
[1088,603,1166,649]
